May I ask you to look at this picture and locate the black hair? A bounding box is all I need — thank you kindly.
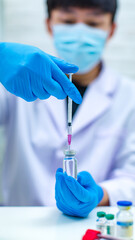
[46,0,118,22]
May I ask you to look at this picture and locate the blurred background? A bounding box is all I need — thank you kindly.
[0,0,135,202]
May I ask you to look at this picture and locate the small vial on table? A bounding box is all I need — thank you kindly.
[116,201,133,239]
[96,211,106,234]
[105,214,115,236]
[63,149,77,180]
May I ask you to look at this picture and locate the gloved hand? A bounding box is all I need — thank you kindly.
[55,168,104,217]
[0,42,82,104]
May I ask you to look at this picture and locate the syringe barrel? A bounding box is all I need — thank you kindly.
[68,98,72,124]
[67,73,73,125]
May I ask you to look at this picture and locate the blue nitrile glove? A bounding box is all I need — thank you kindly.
[0,42,82,104]
[55,168,104,217]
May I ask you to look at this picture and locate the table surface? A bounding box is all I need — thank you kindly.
[0,206,134,240]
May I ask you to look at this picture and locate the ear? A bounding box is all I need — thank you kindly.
[108,23,117,40]
[46,18,53,36]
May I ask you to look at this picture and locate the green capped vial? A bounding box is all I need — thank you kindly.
[116,201,133,239]
[106,214,115,236]
[96,211,106,234]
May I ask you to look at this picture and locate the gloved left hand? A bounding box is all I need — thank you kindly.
[55,168,103,217]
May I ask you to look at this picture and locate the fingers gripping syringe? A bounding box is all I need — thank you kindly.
[67,73,73,149]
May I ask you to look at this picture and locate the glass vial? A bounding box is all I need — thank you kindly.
[63,149,77,179]
[116,201,133,239]
[96,211,106,234]
[105,214,115,236]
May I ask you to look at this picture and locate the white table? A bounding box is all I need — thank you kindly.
[0,207,134,240]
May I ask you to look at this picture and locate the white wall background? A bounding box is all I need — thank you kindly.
[0,0,135,202]
[1,0,135,78]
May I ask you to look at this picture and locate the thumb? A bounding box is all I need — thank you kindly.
[48,55,79,74]
[77,171,96,188]
[78,172,104,203]
[65,175,91,203]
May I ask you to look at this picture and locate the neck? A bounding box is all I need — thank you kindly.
[73,63,102,87]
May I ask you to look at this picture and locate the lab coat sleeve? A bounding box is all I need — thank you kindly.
[0,83,11,125]
[100,110,135,205]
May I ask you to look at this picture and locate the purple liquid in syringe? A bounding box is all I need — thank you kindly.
[68,134,72,146]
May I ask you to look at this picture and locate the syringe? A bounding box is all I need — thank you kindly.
[67,73,73,150]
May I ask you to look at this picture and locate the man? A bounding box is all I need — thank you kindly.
[0,0,135,217]
[46,0,135,217]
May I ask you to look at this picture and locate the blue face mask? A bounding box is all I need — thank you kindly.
[53,23,108,74]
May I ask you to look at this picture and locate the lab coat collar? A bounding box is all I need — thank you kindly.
[97,63,119,95]
[72,64,120,134]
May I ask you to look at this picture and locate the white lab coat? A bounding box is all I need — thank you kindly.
[0,65,135,206]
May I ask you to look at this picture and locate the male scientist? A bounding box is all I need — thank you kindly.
[0,0,135,217]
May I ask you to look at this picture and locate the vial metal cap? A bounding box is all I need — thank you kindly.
[64,149,76,156]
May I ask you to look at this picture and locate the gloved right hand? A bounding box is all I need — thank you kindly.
[0,42,82,104]
[55,169,104,217]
